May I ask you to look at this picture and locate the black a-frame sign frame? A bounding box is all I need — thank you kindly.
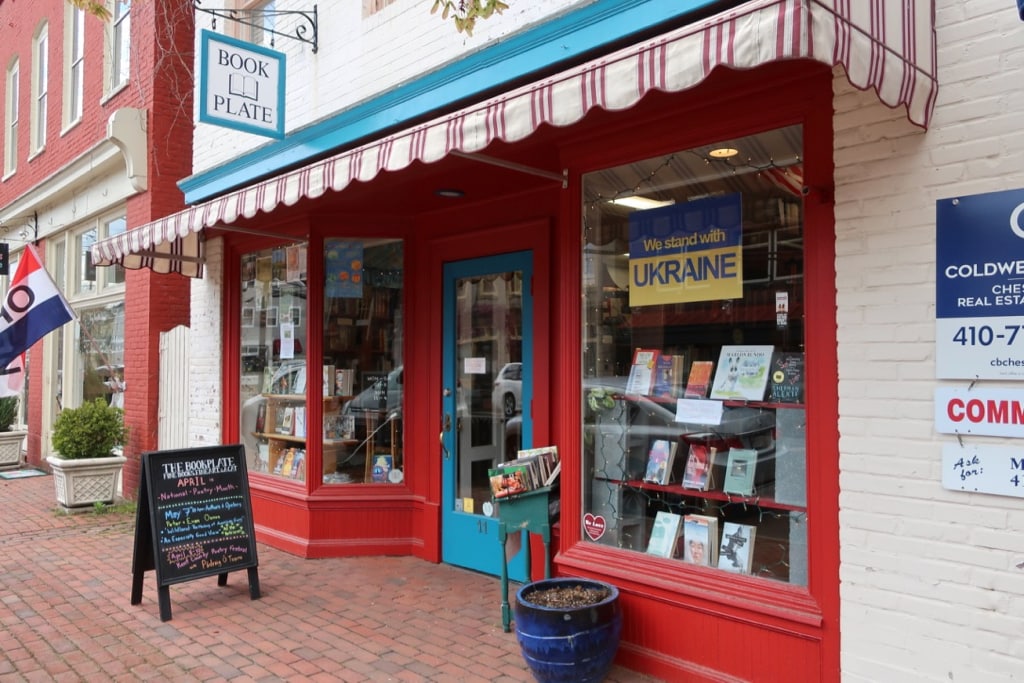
[130,445,260,621]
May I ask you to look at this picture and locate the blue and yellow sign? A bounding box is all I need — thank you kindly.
[628,193,743,307]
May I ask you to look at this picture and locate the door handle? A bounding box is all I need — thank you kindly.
[440,413,451,459]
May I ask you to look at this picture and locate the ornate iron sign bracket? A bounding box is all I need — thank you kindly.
[193,2,318,53]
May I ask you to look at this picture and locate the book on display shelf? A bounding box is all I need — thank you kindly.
[488,465,530,499]
[279,406,295,435]
[625,349,659,395]
[683,514,718,566]
[708,345,774,401]
[768,351,805,404]
[722,447,758,497]
[254,403,266,434]
[670,354,687,397]
[643,439,677,486]
[646,511,683,558]
[683,360,714,399]
[651,354,676,399]
[717,522,756,573]
[681,443,715,491]
[371,455,393,483]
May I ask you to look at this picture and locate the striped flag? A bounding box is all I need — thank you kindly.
[0,354,25,398]
[0,245,75,377]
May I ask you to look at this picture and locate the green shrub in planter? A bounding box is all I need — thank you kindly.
[0,396,19,432]
[51,398,128,460]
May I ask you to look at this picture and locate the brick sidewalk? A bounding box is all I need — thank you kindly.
[0,471,658,682]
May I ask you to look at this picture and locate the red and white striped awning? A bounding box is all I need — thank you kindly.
[93,0,936,278]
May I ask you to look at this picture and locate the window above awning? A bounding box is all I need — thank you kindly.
[93,0,937,278]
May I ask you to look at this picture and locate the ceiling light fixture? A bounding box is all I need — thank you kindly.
[708,147,739,159]
[607,196,676,211]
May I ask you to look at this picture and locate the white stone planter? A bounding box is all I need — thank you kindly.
[0,430,26,470]
[46,454,127,510]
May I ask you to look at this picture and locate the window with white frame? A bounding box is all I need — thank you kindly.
[109,1,130,92]
[3,58,17,176]
[104,215,126,287]
[64,5,85,128]
[229,0,277,46]
[31,23,48,153]
[48,214,127,431]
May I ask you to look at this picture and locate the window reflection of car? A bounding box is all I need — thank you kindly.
[585,377,775,482]
[492,362,522,417]
[340,366,403,447]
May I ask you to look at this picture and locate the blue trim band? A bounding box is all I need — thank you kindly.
[182,0,732,203]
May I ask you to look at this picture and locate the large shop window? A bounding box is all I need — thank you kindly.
[52,215,127,417]
[240,239,403,485]
[581,126,807,585]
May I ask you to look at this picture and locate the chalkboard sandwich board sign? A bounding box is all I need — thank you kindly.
[131,444,260,621]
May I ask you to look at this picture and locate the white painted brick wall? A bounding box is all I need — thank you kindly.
[192,0,585,174]
[189,236,223,447]
[837,1,1024,681]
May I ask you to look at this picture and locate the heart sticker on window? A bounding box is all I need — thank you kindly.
[583,512,606,541]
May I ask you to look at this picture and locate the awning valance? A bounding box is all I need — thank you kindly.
[93,0,936,278]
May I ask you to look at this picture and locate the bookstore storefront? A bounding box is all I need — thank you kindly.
[92,2,936,680]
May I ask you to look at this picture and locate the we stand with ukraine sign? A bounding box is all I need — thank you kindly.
[0,245,75,397]
[628,193,743,307]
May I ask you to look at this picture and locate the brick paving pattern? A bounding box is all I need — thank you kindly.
[0,473,658,682]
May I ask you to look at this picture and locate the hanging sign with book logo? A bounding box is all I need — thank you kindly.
[628,193,743,307]
[936,188,1024,379]
[199,30,286,139]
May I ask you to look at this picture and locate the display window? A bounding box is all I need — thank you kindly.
[238,239,404,484]
[580,125,808,584]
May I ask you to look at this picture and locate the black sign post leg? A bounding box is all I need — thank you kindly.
[158,586,172,622]
[217,572,228,587]
[130,569,145,605]
[248,567,261,600]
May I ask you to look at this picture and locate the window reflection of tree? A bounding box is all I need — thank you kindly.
[76,302,125,406]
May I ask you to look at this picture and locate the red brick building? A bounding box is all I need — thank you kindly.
[0,0,194,494]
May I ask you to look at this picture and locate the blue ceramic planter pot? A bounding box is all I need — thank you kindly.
[513,578,622,683]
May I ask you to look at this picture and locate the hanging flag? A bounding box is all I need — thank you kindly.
[0,245,75,370]
[0,354,25,398]
[763,164,804,197]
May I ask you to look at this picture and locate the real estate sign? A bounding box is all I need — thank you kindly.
[199,30,285,138]
[936,188,1024,379]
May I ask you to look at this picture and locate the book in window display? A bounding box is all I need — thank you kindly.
[683,360,714,398]
[717,522,756,573]
[683,514,718,566]
[643,439,677,486]
[768,351,805,404]
[681,444,715,491]
[708,345,774,401]
[279,406,295,435]
[646,510,683,558]
[371,455,393,483]
[722,447,758,497]
[650,354,676,398]
[625,349,659,395]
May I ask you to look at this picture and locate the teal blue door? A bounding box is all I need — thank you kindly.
[441,252,533,578]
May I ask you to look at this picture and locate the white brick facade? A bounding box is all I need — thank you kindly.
[837,2,1024,680]
[189,236,223,448]
[191,0,583,173]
